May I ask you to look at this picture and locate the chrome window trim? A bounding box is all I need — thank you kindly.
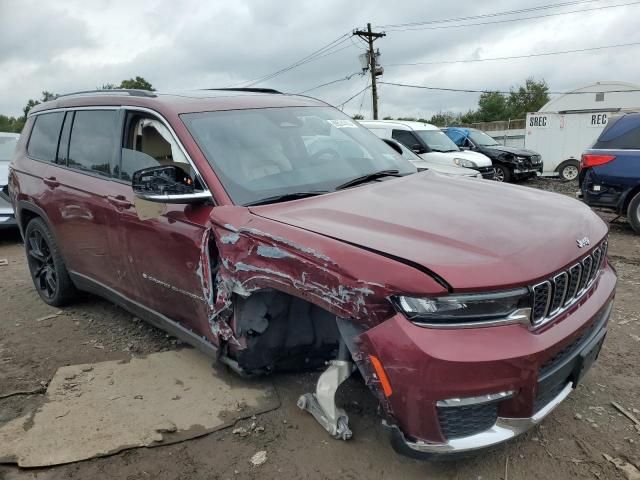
[28,105,211,195]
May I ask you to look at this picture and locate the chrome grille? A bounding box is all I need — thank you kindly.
[531,240,607,327]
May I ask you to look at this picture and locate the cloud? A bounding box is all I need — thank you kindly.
[0,0,639,119]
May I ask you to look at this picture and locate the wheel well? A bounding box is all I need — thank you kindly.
[622,185,640,213]
[231,289,341,375]
[555,159,579,172]
[19,207,39,233]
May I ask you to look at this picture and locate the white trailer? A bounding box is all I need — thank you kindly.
[525,110,611,180]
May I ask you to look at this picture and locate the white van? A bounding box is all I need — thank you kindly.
[359,120,495,179]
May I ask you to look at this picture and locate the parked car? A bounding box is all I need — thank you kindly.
[359,120,495,179]
[579,112,640,233]
[9,89,615,458]
[382,138,482,178]
[443,127,543,183]
[0,132,20,230]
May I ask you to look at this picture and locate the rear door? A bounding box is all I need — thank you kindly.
[106,109,215,342]
[44,108,123,289]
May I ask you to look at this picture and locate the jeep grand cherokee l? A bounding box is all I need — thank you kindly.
[8,89,616,458]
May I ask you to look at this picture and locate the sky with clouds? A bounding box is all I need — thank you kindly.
[0,0,638,119]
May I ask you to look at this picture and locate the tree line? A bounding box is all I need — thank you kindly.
[354,77,550,127]
[0,77,154,134]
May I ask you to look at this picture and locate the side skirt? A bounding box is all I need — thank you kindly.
[69,271,220,360]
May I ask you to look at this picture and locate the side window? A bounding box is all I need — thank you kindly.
[119,113,191,182]
[392,129,420,149]
[68,110,117,176]
[27,112,65,162]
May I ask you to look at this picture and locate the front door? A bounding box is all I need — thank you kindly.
[108,110,216,343]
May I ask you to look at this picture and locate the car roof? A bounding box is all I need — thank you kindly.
[358,120,439,131]
[28,89,328,117]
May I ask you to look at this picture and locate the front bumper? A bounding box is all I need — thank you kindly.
[386,382,573,457]
[359,266,616,457]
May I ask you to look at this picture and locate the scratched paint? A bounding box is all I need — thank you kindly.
[256,245,293,259]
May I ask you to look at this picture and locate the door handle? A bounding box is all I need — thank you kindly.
[43,176,59,188]
[107,195,133,209]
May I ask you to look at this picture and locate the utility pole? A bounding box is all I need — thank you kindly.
[354,23,385,119]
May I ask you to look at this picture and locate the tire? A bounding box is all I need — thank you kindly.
[628,192,640,233]
[24,217,78,306]
[493,164,512,183]
[557,160,580,181]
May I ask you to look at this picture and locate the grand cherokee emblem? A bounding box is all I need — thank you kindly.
[576,237,590,248]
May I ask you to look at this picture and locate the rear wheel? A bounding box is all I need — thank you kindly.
[25,217,78,306]
[628,192,640,233]
[557,160,580,181]
[493,165,511,183]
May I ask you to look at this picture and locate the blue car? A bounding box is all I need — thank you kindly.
[579,113,640,233]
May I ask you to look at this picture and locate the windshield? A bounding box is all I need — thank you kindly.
[0,136,18,161]
[414,130,459,152]
[469,130,500,146]
[182,107,416,205]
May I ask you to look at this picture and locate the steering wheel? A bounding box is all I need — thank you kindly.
[309,148,341,162]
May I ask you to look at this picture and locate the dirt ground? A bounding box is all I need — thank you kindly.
[1,177,639,480]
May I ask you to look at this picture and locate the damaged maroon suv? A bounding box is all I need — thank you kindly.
[9,89,616,457]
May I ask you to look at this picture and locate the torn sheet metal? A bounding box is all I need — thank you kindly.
[0,349,279,467]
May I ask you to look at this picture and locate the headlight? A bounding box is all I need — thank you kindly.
[515,156,527,162]
[392,288,532,327]
[453,158,477,169]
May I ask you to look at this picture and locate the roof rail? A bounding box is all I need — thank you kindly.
[54,89,157,99]
[203,88,282,94]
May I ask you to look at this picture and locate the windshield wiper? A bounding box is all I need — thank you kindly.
[245,191,329,206]
[336,169,402,190]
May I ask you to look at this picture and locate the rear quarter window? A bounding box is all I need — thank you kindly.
[593,115,640,150]
[27,112,65,161]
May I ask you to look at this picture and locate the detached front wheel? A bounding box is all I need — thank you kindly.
[557,160,580,181]
[25,218,78,306]
[493,165,511,183]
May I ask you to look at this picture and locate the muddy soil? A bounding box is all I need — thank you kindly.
[1,178,639,480]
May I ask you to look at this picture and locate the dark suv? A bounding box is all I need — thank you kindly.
[580,112,640,233]
[444,127,543,183]
[9,89,616,458]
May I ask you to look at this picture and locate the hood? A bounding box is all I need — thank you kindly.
[481,145,539,158]
[250,172,607,290]
[420,149,492,167]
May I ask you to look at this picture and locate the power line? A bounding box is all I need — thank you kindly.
[338,84,371,109]
[376,0,599,29]
[385,41,640,67]
[297,72,362,94]
[382,1,638,32]
[230,32,352,87]
[378,81,640,95]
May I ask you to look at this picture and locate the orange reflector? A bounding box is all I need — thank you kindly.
[369,355,393,398]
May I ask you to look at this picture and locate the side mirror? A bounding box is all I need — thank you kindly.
[132,165,211,204]
[411,144,426,154]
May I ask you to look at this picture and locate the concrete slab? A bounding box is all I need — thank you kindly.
[0,349,279,467]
